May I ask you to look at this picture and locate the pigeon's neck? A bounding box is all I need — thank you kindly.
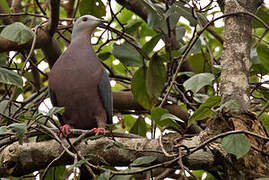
[71,30,94,44]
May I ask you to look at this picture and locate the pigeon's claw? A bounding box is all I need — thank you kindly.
[89,127,106,136]
[58,124,72,138]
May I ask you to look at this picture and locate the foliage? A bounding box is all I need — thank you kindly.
[0,0,268,179]
[222,134,251,159]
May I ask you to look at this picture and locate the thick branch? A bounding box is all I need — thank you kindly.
[113,91,189,122]
[0,134,217,177]
[46,0,60,36]
[220,0,261,110]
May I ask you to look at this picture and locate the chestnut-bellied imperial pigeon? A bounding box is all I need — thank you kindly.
[48,15,112,136]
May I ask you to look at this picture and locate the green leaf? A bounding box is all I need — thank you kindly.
[141,0,167,33]
[0,53,7,66]
[176,25,186,42]
[253,6,269,28]
[0,67,23,87]
[79,0,106,18]
[131,67,153,109]
[0,126,12,135]
[193,93,209,104]
[129,116,147,137]
[122,115,137,131]
[130,156,157,167]
[180,38,202,56]
[147,11,168,34]
[222,134,251,159]
[98,171,111,180]
[165,2,207,27]
[104,141,128,151]
[0,0,10,13]
[142,34,162,55]
[257,43,269,72]
[250,48,269,75]
[111,175,133,180]
[160,113,184,123]
[0,22,33,44]
[8,123,27,144]
[70,158,90,168]
[146,54,166,99]
[151,107,182,131]
[256,178,269,180]
[48,107,65,117]
[183,73,214,94]
[125,21,143,35]
[187,52,210,73]
[259,112,269,132]
[44,166,66,180]
[113,42,143,67]
[98,52,111,61]
[218,99,240,111]
[188,96,221,126]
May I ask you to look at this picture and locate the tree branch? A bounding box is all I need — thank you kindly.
[46,0,59,36]
[0,134,217,177]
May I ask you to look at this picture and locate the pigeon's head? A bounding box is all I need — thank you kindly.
[71,15,107,40]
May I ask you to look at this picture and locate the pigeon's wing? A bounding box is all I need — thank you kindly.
[49,87,64,125]
[98,70,113,124]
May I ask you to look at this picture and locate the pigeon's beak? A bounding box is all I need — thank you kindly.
[98,19,108,29]
[99,18,108,25]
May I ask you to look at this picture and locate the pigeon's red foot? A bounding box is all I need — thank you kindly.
[58,124,72,138]
[89,128,106,136]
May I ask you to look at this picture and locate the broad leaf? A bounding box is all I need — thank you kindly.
[129,116,147,136]
[0,0,10,12]
[253,6,269,28]
[98,52,111,61]
[44,166,66,180]
[130,156,157,167]
[187,52,210,73]
[146,54,166,99]
[250,48,269,75]
[160,113,184,123]
[104,141,128,151]
[0,67,23,87]
[98,171,111,180]
[183,73,215,94]
[180,38,202,56]
[113,42,143,67]
[125,21,143,35]
[142,34,162,55]
[222,134,251,159]
[218,99,240,111]
[48,107,65,117]
[8,123,27,144]
[147,11,168,34]
[151,107,182,131]
[0,53,7,66]
[259,112,269,132]
[79,0,106,18]
[165,2,207,27]
[142,0,167,34]
[69,158,91,169]
[0,126,12,135]
[131,67,153,109]
[1,22,33,44]
[176,25,186,42]
[188,96,221,126]
[257,43,269,72]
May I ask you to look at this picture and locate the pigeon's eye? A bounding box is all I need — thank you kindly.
[82,17,88,22]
